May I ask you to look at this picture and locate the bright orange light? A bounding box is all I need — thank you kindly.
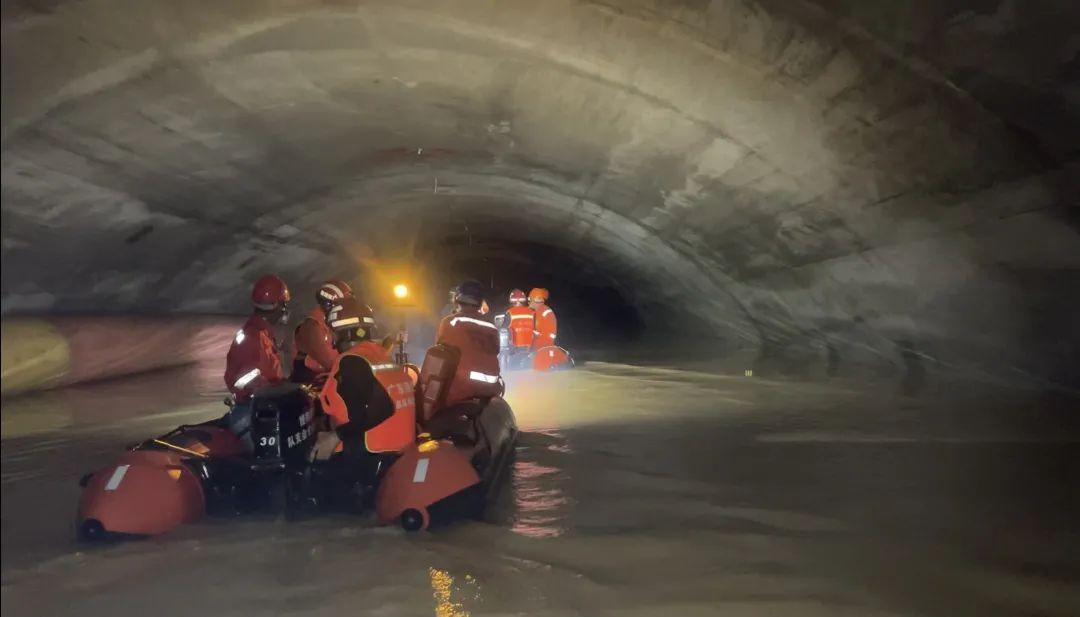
[166,468,183,481]
[393,284,409,299]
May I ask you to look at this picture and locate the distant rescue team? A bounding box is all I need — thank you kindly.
[223,275,558,462]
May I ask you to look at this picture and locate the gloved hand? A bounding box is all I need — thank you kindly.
[309,430,341,461]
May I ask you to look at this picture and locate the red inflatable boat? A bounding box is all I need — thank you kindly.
[76,349,517,538]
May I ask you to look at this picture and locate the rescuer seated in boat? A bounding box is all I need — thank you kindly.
[435,280,503,408]
[308,297,417,500]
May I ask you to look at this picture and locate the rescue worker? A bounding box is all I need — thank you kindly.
[505,288,535,350]
[291,279,352,384]
[528,287,557,351]
[224,274,291,442]
[436,280,502,407]
[309,297,416,487]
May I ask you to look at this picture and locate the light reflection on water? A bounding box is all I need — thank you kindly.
[4,362,1077,617]
[510,430,570,539]
[428,567,480,617]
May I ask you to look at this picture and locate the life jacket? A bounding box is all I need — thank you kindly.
[506,305,536,348]
[320,341,416,453]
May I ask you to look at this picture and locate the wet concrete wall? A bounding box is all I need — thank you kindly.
[2,0,1078,390]
[1,317,234,396]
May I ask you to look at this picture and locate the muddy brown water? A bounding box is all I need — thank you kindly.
[3,362,1078,616]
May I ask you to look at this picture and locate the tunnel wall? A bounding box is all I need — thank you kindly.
[0,316,234,396]
[2,0,1078,391]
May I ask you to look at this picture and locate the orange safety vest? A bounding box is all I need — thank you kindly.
[320,341,416,453]
[506,305,536,348]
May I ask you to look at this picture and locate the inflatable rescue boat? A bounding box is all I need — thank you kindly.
[76,348,517,538]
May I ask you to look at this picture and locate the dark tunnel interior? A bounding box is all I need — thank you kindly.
[2,1,1080,615]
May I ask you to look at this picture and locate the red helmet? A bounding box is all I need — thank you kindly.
[528,287,549,303]
[509,289,526,305]
[316,278,354,311]
[251,274,290,310]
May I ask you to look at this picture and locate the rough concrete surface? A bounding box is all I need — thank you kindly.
[2,0,1078,387]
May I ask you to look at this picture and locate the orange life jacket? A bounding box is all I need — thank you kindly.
[506,305,536,348]
[320,341,416,453]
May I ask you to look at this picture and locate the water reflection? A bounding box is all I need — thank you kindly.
[510,430,570,538]
[428,567,476,617]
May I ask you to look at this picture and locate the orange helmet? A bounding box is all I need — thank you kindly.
[251,274,290,310]
[528,288,549,303]
[316,278,353,311]
[509,289,526,305]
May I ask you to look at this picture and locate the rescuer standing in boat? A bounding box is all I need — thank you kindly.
[528,287,557,351]
[224,274,291,442]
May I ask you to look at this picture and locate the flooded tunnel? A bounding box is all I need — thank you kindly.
[2,1,1079,616]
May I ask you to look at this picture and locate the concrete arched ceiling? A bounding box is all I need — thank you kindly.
[2,0,1078,384]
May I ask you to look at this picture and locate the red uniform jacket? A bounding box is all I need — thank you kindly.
[436,308,502,406]
[292,307,338,377]
[224,314,284,402]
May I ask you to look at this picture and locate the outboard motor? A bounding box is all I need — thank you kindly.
[250,383,316,470]
[247,383,317,510]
